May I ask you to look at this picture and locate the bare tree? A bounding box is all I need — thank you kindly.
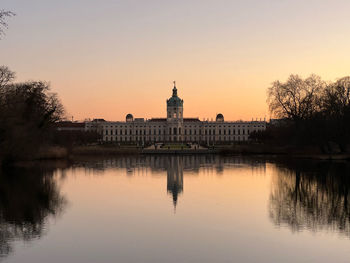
[322,76,350,117]
[267,74,324,121]
[0,66,15,88]
[0,81,65,162]
[0,10,15,38]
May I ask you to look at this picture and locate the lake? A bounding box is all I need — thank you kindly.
[0,155,349,263]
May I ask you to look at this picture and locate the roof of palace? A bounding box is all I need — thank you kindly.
[56,121,85,128]
[149,118,167,122]
[184,118,200,122]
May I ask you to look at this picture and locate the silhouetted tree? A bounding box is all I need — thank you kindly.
[52,129,102,147]
[0,81,65,163]
[249,130,272,142]
[267,74,324,121]
[321,76,350,117]
[266,74,350,150]
[319,76,350,149]
[0,10,15,38]
[0,66,15,88]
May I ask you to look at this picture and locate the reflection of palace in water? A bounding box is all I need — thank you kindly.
[81,155,266,207]
[166,156,183,208]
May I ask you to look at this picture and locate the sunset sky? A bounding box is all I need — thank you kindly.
[1,0,350,121]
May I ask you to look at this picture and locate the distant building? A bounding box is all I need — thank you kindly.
[56,121,85,131]
[85,83,266,144]
[269,118,290,127]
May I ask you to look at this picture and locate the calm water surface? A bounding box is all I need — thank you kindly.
[1,155,350,263]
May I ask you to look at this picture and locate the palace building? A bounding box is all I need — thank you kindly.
[85,83,266,144]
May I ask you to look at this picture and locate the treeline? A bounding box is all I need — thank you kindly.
[52,129,101,147]
[251,75,350,152]
[0,66,65,164]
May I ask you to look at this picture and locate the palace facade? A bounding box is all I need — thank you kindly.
[85,84,266,144]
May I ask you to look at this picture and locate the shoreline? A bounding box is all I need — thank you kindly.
[2,144,350,166]
[57,144,350,161]
[44,145,350,160]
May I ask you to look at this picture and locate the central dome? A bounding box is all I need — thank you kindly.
[167,85,183,107]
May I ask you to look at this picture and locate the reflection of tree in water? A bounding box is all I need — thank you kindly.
[269,160,350,237]
[0,165,66,258]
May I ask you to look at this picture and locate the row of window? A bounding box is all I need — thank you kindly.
[87,123,266,130]
[105,128,260,136]
[98,125,265,129]
[104,136,249,142]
